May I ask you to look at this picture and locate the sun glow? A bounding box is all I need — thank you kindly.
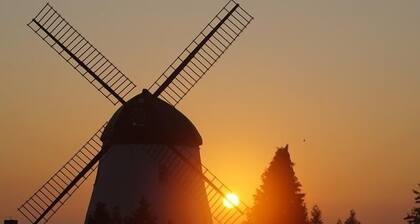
[223,193,240,209]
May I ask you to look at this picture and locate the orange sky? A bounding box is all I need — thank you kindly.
[1,0,419,223]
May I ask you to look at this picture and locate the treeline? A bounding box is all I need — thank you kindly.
[87,198,156,224]
[308,207,361,224]
[245,145,420,224]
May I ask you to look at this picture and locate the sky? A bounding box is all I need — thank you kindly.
[0,0,419,223]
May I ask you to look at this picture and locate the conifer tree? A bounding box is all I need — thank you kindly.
[344,210,361,224]
[247,145,308,224]
[404,184,420,224]
[309,205,323,224]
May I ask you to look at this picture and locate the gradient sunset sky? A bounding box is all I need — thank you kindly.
[1,0,419,223]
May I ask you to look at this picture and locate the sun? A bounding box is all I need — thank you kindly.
[223,193,240,209]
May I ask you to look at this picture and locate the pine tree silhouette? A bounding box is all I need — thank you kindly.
[309,205,323,224]
[344,210,361,224]
[404,184,420,224]
[124,197,157,224]
[246,145,308,224]
[87,202,114,224]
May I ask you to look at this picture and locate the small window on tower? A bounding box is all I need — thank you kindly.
[159,164,168,184]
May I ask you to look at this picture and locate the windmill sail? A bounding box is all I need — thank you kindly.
[18,124,107,224]
[145,145,249,223]
[149,0,253,106]
[27,3,136,105]
[21,1,254,223]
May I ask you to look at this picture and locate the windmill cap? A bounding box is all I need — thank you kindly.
[101,89,202,146]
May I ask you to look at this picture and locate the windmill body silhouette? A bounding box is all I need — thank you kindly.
[20,1,253,224]
[86,90,212,223]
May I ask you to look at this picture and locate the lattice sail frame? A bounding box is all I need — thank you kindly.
[145,145,249,224]
[18,124,107,224]
[149,0,253,106]
[27,3,136,105]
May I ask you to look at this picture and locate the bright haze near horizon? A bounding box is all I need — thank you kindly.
[0,0,419,223]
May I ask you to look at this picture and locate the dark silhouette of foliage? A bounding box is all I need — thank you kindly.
[87,202,114,224]
[246,145,308,224]
[344,210,361,224]
[87,199,156,224]
[336,219,343,224]
[112,206,123,224]
[309,205,324,224]
[405,184,420,224]
[124,197,157,224]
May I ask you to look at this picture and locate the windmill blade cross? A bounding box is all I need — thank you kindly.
[149,0,253,106]
[27,3,136,105]
[21,1,254,223]
[18,124,107,224]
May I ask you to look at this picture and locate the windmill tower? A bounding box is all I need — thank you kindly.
[19,1,253,224]
[85,90,213,223]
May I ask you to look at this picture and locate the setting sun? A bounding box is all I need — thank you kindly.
[223,193,240,209]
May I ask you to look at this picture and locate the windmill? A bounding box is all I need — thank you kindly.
[19,1,253,224]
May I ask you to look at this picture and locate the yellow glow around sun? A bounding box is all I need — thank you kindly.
[223,193,240,208]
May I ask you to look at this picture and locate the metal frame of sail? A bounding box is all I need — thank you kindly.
[27,3,136,105]
[18,124,107,224]
[149,0,254,106]
[144,145,249,224]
